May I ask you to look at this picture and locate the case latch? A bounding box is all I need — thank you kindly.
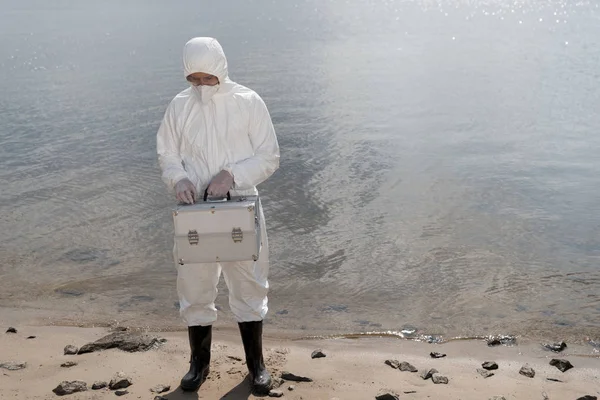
[232,228,243,243]
[188,230,199,245]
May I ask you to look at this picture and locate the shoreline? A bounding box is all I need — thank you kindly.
[1,323,599,399]
[1,305,599,352]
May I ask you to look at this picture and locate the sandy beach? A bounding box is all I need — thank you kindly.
[1,315,598,400]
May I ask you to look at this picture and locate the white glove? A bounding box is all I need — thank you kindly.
[175,178,197,204]
[206,170,234,197]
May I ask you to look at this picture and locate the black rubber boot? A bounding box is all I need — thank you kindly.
[238,321,272,395]
[180,325,212,392]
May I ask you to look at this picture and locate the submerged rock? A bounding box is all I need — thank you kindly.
[487,335,516,347]
[543,341,567,352]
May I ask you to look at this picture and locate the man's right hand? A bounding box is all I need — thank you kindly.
[175,178,197,204]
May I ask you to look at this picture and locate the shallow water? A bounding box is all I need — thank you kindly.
[1,0,599,343]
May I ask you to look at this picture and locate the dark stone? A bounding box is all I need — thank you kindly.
[519,365,535,378]
[543,341,567,352]
[0,361,26,370]
[430,352,446,359]
[482,361,499,370]
[6,327,17,334]
[109,372,133,389]
[432,373,448,384]
[376,394,399,400]
[576,397,597,400]
[399,362,418,372]
[546,378,562,382]
[78,332,164,354]
[52,381,87,396]
[403,391,417,394]
[55,288,84,297]
[549,358,574,372]
[420,368,438,380]
[384,359,400,369]
[154,397,168,400]
[268,389,284,397]
[487,335,516,347]
[26,336,36,339]
[60,361,77,368]
[115,390,129,396]
[281,371,313,382]
[311,349,326,359]
[92,381,108,390]
[288,385,295,391]
[64,345,79,355]
[477,368,494,378]
[150,384,170,393]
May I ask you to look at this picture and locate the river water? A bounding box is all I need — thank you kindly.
[1,0,599,344]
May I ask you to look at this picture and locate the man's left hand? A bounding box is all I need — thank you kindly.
[207,170,234,197]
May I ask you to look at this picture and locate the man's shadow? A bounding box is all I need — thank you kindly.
[160,377,258,400]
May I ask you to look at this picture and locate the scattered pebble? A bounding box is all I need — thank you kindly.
[115,390,129,396]
[430,352,446,358]
[150,384,170,393]
[477,368,494,378]
[26,336,36,339]
[52,381,87,396]
[0,362,27,371]
[420,368,438,380]
[92,381,108,390]
[546,378,562,382]
[288,385,295,391]
[431,373,448,384]
[311,349,326,359]
[399,362,418,372]
[60,361,77,368]
[281,371,313,382]
[109,372,133,389]
[384,359,400,369]
[64,345,79,355]
[482,361,498,370]
[6,327,17,334]
[549,358,574,372]
[154,397,168,400]
[268,389,284,397]
[519,365,535,378]
[376,393,399,400]
[227,356,243,362]
[489,397,507,400]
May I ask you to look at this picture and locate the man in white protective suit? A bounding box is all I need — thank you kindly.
[156,37,280,394]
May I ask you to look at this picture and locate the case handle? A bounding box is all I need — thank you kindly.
[203,188,231,202]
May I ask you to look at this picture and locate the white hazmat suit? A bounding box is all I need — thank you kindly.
[157,37,280,326]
